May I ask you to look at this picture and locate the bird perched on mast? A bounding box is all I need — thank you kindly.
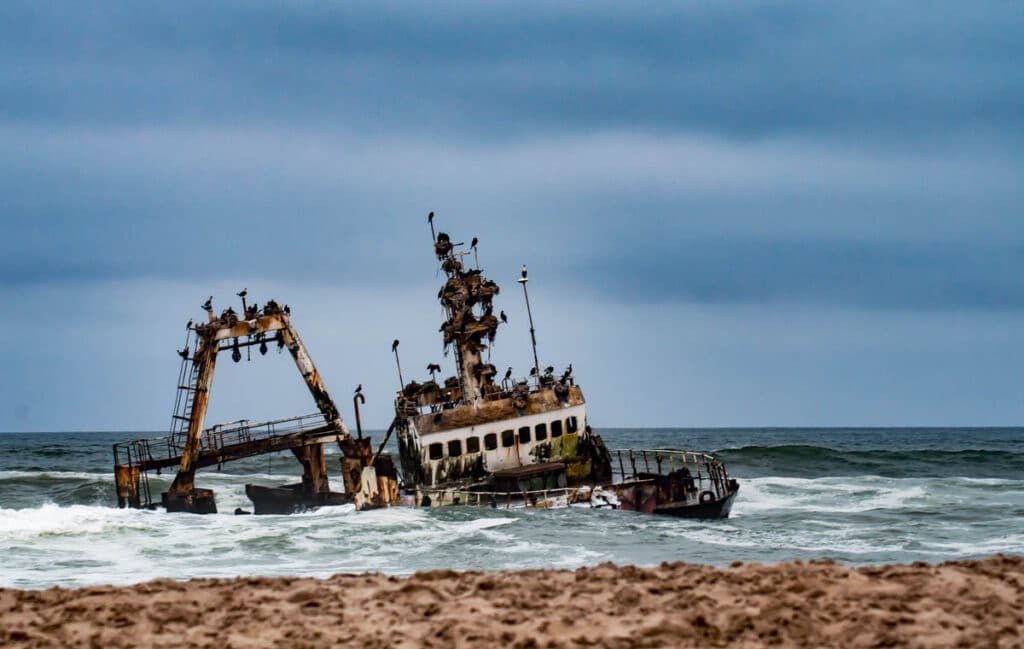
[354,384,363,395]
[392,339,400,352]
[426,363,441,380]
[470,236,480,268]
[202,296,213,312]
[504,367,513,381]
[236,288,247,298]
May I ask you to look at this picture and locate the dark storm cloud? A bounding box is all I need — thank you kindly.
[1,2,1021,140]
[1,1,1022,311]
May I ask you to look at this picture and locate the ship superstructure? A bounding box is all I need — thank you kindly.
[390,216,738,518]
[392,225,613,503]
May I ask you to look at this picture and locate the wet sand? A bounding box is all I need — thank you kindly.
[1,555,1021,648]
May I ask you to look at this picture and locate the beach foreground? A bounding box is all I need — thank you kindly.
[1,556,1021,648]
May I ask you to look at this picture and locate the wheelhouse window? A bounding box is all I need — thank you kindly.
[518,426,531,444]
[567,416,578,434]
[466,437,480,453]
[448,439,462,457]
[535,423,548,441]
[501,429,515,447]
[485,433,498,450]
[428,443,443,460]
[551,420,563,437]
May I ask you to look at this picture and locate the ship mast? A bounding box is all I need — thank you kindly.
[432,225,501,403]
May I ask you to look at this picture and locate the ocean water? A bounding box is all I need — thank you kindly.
[1,428,1022,589]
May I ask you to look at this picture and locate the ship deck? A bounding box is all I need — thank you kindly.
[112,414,346,507]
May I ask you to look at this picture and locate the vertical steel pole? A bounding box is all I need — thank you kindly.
[353,392,366,440]
[518,269,541,380]
[394,348,405,390]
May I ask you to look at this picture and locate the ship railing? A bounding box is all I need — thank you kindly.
[400,376,577,414]
[417,485,581,509]
[112,412,331,469]
[608,448,732,497]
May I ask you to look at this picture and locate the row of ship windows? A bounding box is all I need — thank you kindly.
[427,416,579,461]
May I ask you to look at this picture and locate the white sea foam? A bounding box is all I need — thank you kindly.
[734,476,943,515]
[959,477,1024,486]
[0,469,1021,589]
[0,470,112,480]
[0,503,153,538]
[920,534,1024,556]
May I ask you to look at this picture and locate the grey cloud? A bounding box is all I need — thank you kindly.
[579,239,1024,310]
[0,2,1021,142]
[2,125,1022,311]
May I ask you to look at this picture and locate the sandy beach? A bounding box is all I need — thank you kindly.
[1,555,1020,648]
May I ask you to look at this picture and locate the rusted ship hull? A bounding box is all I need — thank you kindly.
[657,488,738,519]
[612,479,740,519]
[244,484,351,515]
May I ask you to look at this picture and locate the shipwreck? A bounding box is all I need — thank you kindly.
[112,214,738,518]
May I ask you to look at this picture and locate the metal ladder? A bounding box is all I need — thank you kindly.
[169,328,201,446]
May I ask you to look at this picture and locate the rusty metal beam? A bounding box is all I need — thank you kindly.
[128,426,344,473]
[210,314,288,342]
[279,318,349,439]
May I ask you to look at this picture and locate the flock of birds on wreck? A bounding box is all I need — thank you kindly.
[174,234,574,398]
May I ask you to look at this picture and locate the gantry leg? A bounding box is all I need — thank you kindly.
[164,335,219,513]
[291,444,331,504]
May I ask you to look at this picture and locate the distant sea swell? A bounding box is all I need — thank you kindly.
[715,445,1024,479]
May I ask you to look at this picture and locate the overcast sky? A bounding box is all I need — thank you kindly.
[2,2,1023,431]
